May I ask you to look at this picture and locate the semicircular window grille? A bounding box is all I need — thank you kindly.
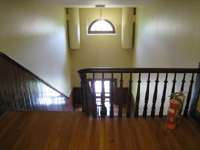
[88,19,115,34]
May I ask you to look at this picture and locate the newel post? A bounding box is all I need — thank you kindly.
[189,62,200,117]
[79,72,89,116]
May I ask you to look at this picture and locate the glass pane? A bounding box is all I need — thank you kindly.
[90,20,114,32]
[95,81,102,92]
[96,98,101,102]
[96,92,101,97]
[104,81,110,92]
[105,98,110,102]
[105,93,110,97]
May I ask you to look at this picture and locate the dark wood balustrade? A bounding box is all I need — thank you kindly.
[78,66,200,118]
[0,51,72,115]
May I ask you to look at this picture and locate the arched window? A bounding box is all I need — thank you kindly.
[88,19,115,34]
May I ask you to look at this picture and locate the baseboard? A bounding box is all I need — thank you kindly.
[0,107,8,118]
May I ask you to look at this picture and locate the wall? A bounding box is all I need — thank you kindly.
[134,0,200,68]
[0,0,72,96]
[70,8,133,87]
[133,1,200,115]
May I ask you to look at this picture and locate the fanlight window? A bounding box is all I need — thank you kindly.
[88,19,115,34]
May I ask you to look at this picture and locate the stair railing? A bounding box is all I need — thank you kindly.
[78,66,200,118]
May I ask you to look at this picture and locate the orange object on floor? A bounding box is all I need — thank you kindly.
[166,99,180,129]
[176,92,186,124]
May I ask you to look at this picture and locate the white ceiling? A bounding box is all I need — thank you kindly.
[39,0,160,8]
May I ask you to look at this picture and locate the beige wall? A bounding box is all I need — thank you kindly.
[134,1,200,68]
[0,0,72,96]
[133,1,200,114]
[70,8,133,87]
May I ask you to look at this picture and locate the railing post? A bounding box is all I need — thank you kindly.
[143,73,151,118]
[110,73,114,118]
[126,73,132,118]
[118,73,123,118]
[180,73,186,91]
[184,73,194,117]
[101,73,107,118]
[151,73,159,117]
[92,73,97,118]
[79,73,86,113]
[79,73,90,116]
[134,73,141,118]
[159,73,168,117]
[190,63,200,117]
[171,73,177,99]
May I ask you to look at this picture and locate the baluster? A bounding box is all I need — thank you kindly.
[143,73,151,118]
[118,73,123,118]
[92,73,97,118]
[151,73,159,117]
[84,77,90,116]
[81,81,85,113]
[126,73,132,118]
[171,73,177,99]
[80,73,85,113]
[180,73,186,91]
[134,73,141,118]
[101,73,106,118]
[159,73,168,117]
[80,73,89,116]
[184,73,194,117]
[110,73,114,118]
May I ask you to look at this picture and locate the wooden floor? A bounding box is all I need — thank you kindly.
[0,111,200,150]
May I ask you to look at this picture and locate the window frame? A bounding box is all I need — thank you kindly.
[88,19,116,34]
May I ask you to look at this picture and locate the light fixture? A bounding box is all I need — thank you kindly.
[95,4,105,20]
[95,4,105,8]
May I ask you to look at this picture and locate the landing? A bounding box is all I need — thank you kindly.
[0,110,200,150]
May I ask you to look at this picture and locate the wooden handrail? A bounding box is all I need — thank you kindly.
[78,67,200,74]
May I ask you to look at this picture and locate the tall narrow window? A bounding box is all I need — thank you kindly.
[88,19,115,34]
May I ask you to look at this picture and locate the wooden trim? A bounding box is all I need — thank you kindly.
[0,51,69,98]
[0,107,8,117]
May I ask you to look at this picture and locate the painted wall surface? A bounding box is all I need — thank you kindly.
[0,0,72,96]
[70,8,133,87]
[132,1,200,115]
[134,1,200,68]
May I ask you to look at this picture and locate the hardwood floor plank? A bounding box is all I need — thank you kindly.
[0,111,22,139]
[68,113,81,150]
[0,112,24,150]
[122,118,136,150]
[99,118,105,150]
[90,117,101,150]
[42,113,65,150]
[83,117,93,150]
[22,112,55,150]
[105,117,120,150]
[10,111,40,150]
[72,114,88,150]
[57,112,80,150]
[1,111,200,150]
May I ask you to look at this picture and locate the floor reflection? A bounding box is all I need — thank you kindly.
[74,103,128,117]
[35,84,69,111]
